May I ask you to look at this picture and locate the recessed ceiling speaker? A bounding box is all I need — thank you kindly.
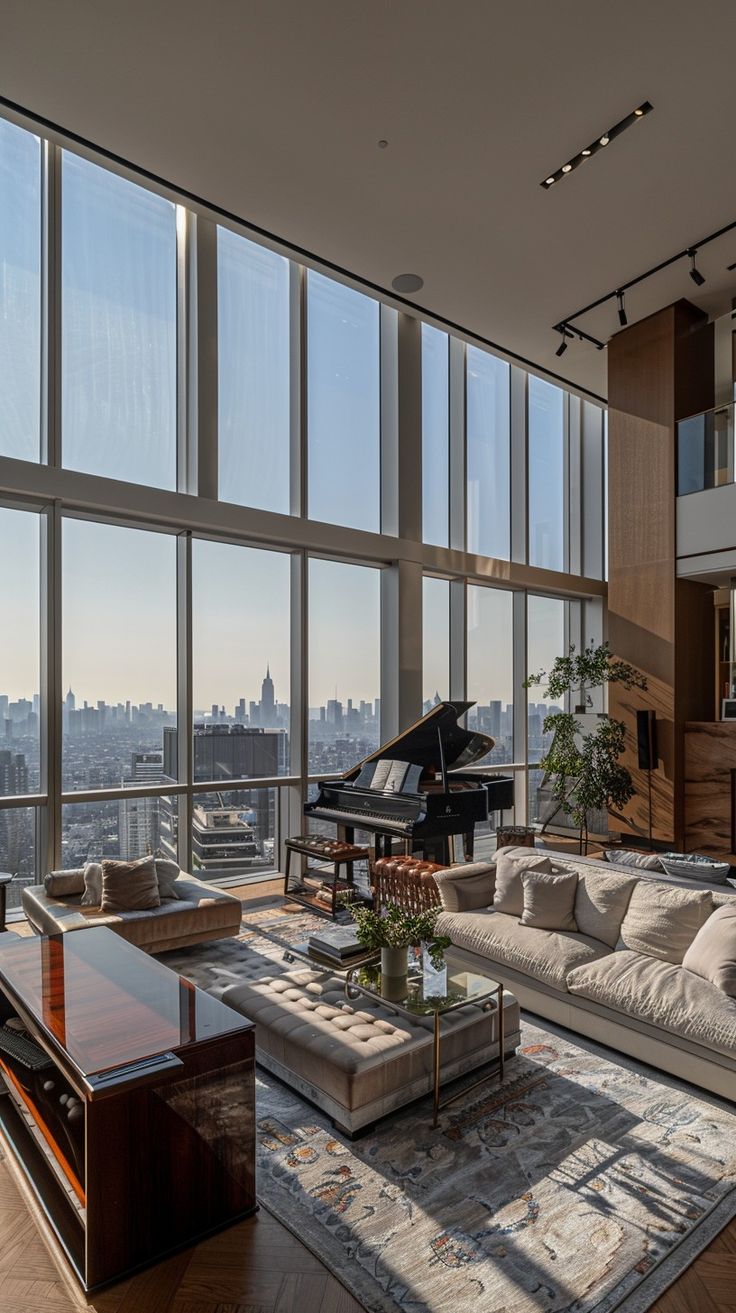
[391,273,424,293]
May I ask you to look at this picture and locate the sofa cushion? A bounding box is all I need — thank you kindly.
[615,881,712,964]
[682,904,736,997]
[492,850,552,917]
[436,908,610,991]
[603,848,662,872]
[43,868,85,898]
[566,950,736,1059]
[573,867,637,948]
[101,856,161,912]
[81,861,103,906]
[520,869,578,932]
[434,862,496,913]
[154,857,184,901]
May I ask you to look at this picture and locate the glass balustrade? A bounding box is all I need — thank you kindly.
[677,401,734,494]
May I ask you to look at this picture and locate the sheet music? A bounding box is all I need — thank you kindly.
[384,761,410,793]
[353,759,424,794]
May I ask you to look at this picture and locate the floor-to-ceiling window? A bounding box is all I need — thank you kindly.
[61,153,177,488]
[0,106,607,904]
[527,594,566,826]
[466,347,510,559]
[218,230,291,513]
[307,273,381,533]
[0,118,41,463]
[528,375,565,571]
[422,576,450,711]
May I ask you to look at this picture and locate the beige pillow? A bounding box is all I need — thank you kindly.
[682,904,736,996]
[81,861,103,906]
[616,882,712,964]
[520,869,579,931]
[155,857,184,901]
[100,856,161,913]
[574,868,637,948]
[492,851,552,917]
[435,863,496,913]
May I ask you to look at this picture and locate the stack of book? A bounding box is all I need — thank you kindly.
[308,926,365,962]
[313,881,360,906]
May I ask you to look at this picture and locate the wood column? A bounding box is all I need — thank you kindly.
[607,300,713,846]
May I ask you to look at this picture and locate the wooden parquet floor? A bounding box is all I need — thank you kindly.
[1,882,735,1313]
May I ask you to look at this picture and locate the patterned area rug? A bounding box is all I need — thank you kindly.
[160,911,736,1313]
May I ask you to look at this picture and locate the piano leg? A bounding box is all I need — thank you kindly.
[463,831,475,862]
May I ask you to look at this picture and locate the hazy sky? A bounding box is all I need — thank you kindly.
[309,558,380,710]
[423,576,450,703]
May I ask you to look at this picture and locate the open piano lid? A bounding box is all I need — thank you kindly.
[340,701,494,783]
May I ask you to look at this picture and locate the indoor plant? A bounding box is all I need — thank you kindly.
[524,640,647,854]
[344,901,451,977]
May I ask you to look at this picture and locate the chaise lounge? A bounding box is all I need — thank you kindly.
[22,860,243,954]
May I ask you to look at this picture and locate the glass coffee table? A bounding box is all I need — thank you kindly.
[344,958,504,1128]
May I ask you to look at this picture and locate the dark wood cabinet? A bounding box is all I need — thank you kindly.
[0,927,255,1290]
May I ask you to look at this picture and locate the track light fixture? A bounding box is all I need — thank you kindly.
[551,213,736,349]
[555,327,570,356]
[540,102,652,189]
[688,249,706,287]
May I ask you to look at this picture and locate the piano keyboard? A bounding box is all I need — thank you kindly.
[308,807,418,835]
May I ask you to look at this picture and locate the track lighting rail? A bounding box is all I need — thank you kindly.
[553,215,736,350]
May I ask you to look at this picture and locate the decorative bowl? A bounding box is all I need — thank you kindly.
[659,852,731,884]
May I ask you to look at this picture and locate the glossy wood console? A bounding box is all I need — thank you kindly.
[0,927,255,1291]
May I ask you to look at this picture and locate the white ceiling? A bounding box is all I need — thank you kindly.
[4,0,736,400]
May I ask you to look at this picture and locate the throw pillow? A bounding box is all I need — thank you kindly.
[616,882,712,964]
[100,856,161,913]
[604,848,662,871]
[81,861,103,907]
[43,868,85,898]
[520,868,579,932]
[434,862,496,913]
[682,904,736,996]
[492,850,552,917]
[574,868,638,948]
[155,857,183,901]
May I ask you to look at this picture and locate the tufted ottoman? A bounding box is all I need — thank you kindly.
[220,966,520,1135]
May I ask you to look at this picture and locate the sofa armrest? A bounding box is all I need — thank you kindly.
[21,885,115,936]
[434,862,496,913]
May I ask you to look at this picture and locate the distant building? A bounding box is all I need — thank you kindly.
[118,750,164,859]
[0,750,28,795]
[260,665,275,726]
[191,805,260,874]
[163,724,280,782]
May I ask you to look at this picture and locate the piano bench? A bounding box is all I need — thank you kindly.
[284,835,370,919]
[372,856,444,915]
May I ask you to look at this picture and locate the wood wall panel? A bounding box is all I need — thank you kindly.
[684,720,736,860]
[607,301,713,846]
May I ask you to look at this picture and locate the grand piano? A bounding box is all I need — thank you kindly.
[305,700,515,864]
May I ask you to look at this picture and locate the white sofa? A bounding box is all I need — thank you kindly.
[435,847,736,1100]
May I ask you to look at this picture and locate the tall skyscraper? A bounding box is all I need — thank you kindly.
[260,665,275,727]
